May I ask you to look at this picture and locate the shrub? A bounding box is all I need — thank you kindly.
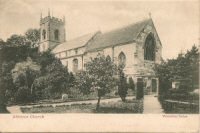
[118,66,128,102]
[14,86,32,103]
[136,79,144,100]
[68,87,83,99]
[128,77,135,91]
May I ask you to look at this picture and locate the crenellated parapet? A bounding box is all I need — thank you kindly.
[40,16,65,25]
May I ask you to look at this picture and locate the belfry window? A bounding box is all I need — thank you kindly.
[42,30,46,40]
[54,29,59,40]
[118,52,126,68]
[73,58,78,73]
[144,33,156,61]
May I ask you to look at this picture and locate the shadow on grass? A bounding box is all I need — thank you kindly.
[94,107,135,113]
[0,106,10,113]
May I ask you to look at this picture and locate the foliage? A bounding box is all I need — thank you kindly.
[25,28,40,47]
[45,60,71,95]
[136,78,144,100]
[33,59,74,99]
[155,45,199,96]
[6,28,40,48]
[6,34,28,46]
[0,61,15,107]
[76,54,118,110]
[32,76,48,99]
[0,39,6,48]
[0,28,74,106]
[75,71,93,95]
[128,77,135,91]
[14,86,32,103]
[117,66,128,102]
[11,58,40,103]
[68,72,76,88]
[36,50,58,74]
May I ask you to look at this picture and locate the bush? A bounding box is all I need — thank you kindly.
[68,87,83,99]
[128,77,135,91]
[162,87,199,102]
[14,86,32,103]
[118,67,128,102]
[136,79,144,100]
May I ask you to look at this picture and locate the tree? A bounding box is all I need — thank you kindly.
[0,39,5,48]
[75,71,93,95]
[0,35,40,106]
[155,45,199,96]
[25,28,40,47]
[0,61,15,112]
[12,57,40,102]
[32,76,48,100]
[184,45,199,89]
[45,59,71,95]
[68,72,76,88]
[128,77,135,92]
[6,34,28,46]
[36,50,58,74]
[34,59,73,99]
[117,66,128,102]
[77,54,118,110]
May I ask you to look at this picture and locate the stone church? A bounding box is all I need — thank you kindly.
[39,13,162,94]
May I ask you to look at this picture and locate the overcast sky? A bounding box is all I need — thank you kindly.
[0,0,199,59]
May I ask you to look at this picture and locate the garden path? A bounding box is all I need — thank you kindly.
[7,96,135,113]
[143,94,164,114]
[7,106,22,113]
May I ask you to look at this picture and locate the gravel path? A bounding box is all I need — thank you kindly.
[143,95,164,114]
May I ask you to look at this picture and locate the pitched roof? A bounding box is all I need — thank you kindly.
[52,31,99,53]
[86,18,152,52]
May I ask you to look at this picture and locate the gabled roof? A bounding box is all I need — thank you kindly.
[86,18,153,52]
[52,31,99,53]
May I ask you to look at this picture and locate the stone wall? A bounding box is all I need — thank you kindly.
[55,21,162,82]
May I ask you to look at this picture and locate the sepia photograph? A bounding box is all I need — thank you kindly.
[0,0,199,132]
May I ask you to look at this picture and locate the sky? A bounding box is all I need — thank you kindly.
[0,0,199,59]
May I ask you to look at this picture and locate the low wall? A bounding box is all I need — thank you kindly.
[163,100,199,113]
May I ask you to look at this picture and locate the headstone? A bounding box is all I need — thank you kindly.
[62,94,68,101]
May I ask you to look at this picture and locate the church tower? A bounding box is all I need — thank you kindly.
[39,11,66,52]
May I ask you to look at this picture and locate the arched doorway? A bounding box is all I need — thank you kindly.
[106,55,111,62]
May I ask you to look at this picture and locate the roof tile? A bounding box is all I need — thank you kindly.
[86,18,152,52]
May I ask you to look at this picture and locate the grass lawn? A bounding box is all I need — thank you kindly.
[164,107,199,114]
[21,99,143,113]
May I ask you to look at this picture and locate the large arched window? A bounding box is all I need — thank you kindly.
[73,58,78,73]
[54,29,59,40]
[42,29,46,40]
[118,52,126,68]
[144,33,156,61]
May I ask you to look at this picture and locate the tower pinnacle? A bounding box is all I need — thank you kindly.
[63,15,65,23]
[40,12,42,20]
[148,12,152,18]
